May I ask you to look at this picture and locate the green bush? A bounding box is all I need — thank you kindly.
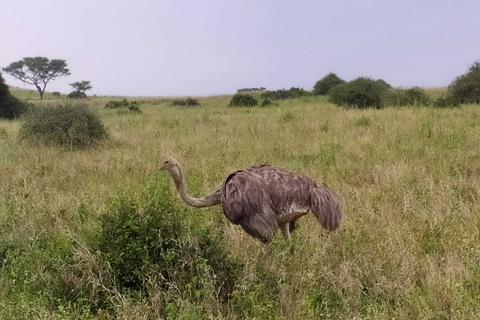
[128,101,142,113]
[20,104,107,149]
[171,99,186,106]
[68,91,87,99]
[375,79,392,90]
[261,87,311,100]
[98,180,242,301]
[383,87,430,107]
[329,77,390,109]
[0,72,29,119]
[52,91,61,97]
[104,99,142,113]
[105,99,129,109]
[185,98,200,106]
[433,94,461,108]
[404,87,430,106]
[230,93,258,107]
[261,99,275,107]
[449,60,480,104]
[172,98,200,107]
[313,73,345,95]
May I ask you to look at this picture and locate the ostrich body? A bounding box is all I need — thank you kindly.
[160,158,342,242]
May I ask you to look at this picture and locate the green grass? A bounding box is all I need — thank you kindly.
[1,90,480,319]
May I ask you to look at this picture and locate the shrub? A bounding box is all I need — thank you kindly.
[313,73,345,95]
[329,77,390,109]
[261,87,311,100]
[261,99,275,107]
[105,99,142,113]
[127,101,142,113]
[0,72,29,119]
[433,95,461,108]
[171,98,200,107]
[449,60,480,104]
[67,91,87,99]
[171,99,186,106]
[230,93,258,107]
[98,179,242,300]
[375,79,392,90]
[185,98,200,106]
[52,91,61,97]
[105,99,130,109]
[383,87,430,107]
[20,104,107,149]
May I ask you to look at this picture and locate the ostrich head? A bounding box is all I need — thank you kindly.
[159,157,179,171]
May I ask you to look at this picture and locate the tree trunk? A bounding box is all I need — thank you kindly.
[35,85,44,100]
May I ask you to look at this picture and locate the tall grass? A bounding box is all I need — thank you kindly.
[1,92,479,319]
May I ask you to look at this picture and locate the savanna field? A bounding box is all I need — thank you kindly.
[1,89,480,319]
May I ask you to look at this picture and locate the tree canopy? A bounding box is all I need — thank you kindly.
[313,73,346,95]
[449,60,480,104]
[3,57,70,100]
[70,81,92,93]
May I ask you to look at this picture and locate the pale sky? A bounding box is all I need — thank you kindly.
[1,0,479,96]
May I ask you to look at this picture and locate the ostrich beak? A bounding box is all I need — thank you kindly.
[159,163,167,171]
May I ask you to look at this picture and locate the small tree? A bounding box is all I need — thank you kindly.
[449,60,480,104]
[313,73,345,95]
[329,77,390,109]
[230,93,258,107]
[70,81,92,94]
[3,57,70,100]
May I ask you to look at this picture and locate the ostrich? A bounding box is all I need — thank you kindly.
[160,157,342,242]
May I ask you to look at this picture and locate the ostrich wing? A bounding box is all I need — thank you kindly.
[221,170,278,242]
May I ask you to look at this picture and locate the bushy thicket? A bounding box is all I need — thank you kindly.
[261,98,276,107]
[171,98,200,106]
[20,104,107,149]
[105,99,142,113]
[433,94,461,108]
[329,77,391,109]
[68,91,87,99]
[230,93,258,107]
[313,73,345,95]
[0,72,29,119]
[261,87,311,100]
[449,60,480,104]
[97,180,242,307]
[383,87,431,107]
[52,91,61,97]
[105,99,129,109]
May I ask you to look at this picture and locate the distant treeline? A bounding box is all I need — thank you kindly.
[236,87,266,93]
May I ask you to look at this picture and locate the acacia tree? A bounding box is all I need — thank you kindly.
[3,57,70,100]
[70,81,92,93]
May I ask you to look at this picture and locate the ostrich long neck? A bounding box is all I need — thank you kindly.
[168,164,221,207]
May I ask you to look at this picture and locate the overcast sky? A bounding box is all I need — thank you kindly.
[1,0,479,96]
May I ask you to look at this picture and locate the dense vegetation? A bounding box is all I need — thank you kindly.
[0,73,28,119]
[229,93,258,106]
[171,98,200,106]
[20,104,107,149]
[449,60,480,104]
[261,87,311,100]
[313,73,345,95]
[329,77,391,109]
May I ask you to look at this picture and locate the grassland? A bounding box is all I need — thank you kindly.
[1,91,480,319]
